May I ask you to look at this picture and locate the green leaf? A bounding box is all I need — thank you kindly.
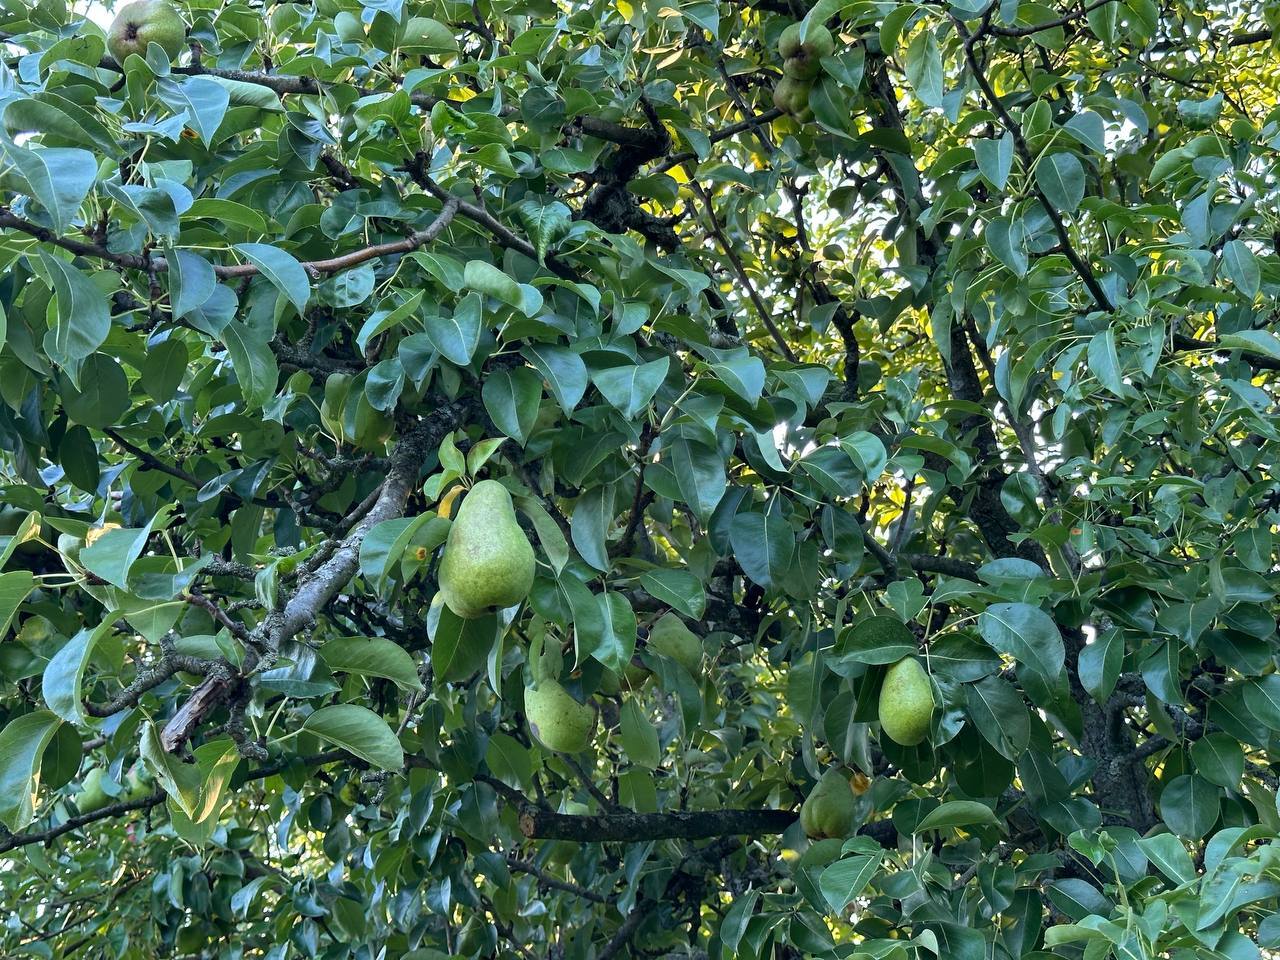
[140,720,203,818]
[422,297,481,369]
[318,636,425,693]
[904,29,943,108]
[79,505,175,589]
[39,251,110,378]
[592,358,669,419]
[914,800,1000,832]
[638,568,706,619]
[975,132,1014,189]
[1,143,96,234]
[1087,327,1126,395]
[222,318,280,410]
[168,739,239,845]
[818,855,880,912]
[513,199,572,261]
[234,242,310,314]
[301,704,405,771]
[519,496,570,574]
[1035,152,1085,213]
[570,485,614,573]
[428,601,498,682]
[1190,733,1244,789]
[1078,627,1123,704]
[42,618,115,724]
[729,509,793,589]
[483,366,542,445]
[0,710,62,831]
[1218,329,1280,360]
[964,675,1030,760]
[836,615,916,665]
[1063,111,1106,154]
[710,354,765,405]
[486,731,535,789]
[464,260,523,310]
[157,76,230,143]
[594,591,636,673]
[523,343,588,413]
[978,602,1065,678]
[1137,833,1195,885]
[0,569,34,635]
[619,698,660,769]
[667,437,725,522]
[1158,774,1219,840]
[1221,240,1261,298]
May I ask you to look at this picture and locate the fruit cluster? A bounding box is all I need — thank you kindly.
[772,22,836,121]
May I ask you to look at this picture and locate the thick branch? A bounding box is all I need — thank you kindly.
[520,807,795,841]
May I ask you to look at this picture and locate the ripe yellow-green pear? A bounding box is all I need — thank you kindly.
[878,657,934,746]
[799,768,857,839]
[438,480,536,619]
[107,0,187,63]
[525,678,596,753]
[647,613,702,676]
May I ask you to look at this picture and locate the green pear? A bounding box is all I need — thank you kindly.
[777,22,835,62]
[107,0,187,63]
[525,679,596,753]
[878,657,934,746]
[772,76,813,118]
[77,766,111,814]
[799,768,857,839]
[438,480,536,619]
[124,764,153,802]
[647,613,702,676]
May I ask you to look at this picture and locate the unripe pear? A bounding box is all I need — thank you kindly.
[778,22,805,59]
[799,768,857,839]
[525,679,596,753]
[646,613,702,676]
[777,22,835,62]
[773,76,813,117]
[107,0,187,63]
[438,480,536,619]
[124,764,153,802]
[878,657,934,746]
[77,766,111,814]
[784,53,822,81]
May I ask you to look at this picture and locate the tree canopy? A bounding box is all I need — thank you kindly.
[1,0,1279,957]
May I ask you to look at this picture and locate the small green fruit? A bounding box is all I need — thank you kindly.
[107,0,187,63]
[77,766,111,814]
[778,22,835,62]
[799,768,857,839]
[878,657,934,746]
[438,480,536,619]
[773,76,813,117]
[124,764,153,802]
[525,679,596,753]
[784,52,822,81]
[778,22,805,59]
[646,613,702,676]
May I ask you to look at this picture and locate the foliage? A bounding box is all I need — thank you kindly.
[0,0,1279,957]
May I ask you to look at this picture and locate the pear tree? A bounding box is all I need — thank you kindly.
[0,0,1279,957]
